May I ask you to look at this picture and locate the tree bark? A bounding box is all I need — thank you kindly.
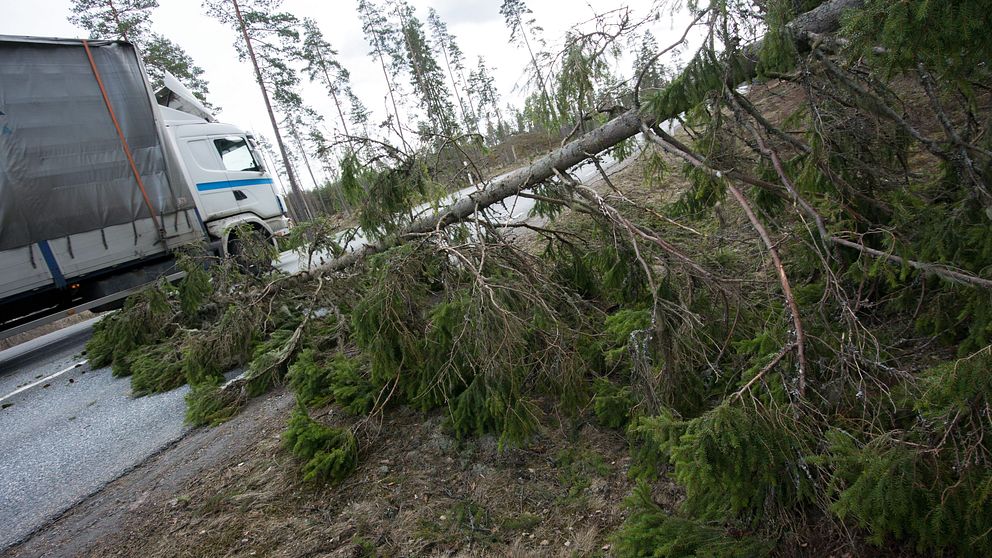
[287,118,329,215]
[317,0,865,272]
[107,0,131,43]
[230,0,310,223]
[315,48,352,143]
[359,2,409,151]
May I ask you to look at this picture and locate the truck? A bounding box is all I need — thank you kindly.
[0,35,290,334]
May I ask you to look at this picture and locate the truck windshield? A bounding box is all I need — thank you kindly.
[214,137,261,172]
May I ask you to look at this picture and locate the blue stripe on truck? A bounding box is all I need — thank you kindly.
[196,178,274,192]
[37,241,67,289]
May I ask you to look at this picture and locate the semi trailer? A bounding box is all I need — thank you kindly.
[0,35,289,333]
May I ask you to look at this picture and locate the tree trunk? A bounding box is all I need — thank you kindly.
[317,0,864,272]
[328,85,352,144]
[459,66,483,134]
[315,50,352,144]
[378,50,409,150]
[437,40,474,135]
[230,0,310,222]
[287,118,329,215]
[519,23,555,127]
[360,2,409,151]
[107,0,131,43]
[322,109,649,271]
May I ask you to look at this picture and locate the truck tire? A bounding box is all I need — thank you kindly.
[226,225,276,273]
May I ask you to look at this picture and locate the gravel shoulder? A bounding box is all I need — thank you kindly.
[3,390,295,558]
[6,387,641,558]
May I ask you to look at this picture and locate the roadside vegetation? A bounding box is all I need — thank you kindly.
[76,0,992,556]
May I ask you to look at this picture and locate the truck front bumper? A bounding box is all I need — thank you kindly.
[266,215,291,236]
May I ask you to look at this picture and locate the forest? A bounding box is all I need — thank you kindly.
[68,0,992,555]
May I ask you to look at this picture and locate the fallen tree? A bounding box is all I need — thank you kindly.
[85,1,992,555]
[319,0,868,273]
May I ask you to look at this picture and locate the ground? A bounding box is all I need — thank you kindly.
[4,149,666,558]
[4,388,647,558]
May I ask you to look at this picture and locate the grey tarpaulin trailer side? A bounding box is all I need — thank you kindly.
[0,35,201,250]
[0,35,205,325]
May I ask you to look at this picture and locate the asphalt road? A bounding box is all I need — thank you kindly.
[0,150,632,552]
[0,323,190,550]
[275,154,618,274]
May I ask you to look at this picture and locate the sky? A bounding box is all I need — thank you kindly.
[0,0,691,190]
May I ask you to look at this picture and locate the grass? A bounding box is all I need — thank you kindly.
[555,447,611,499]
[501,512,542,532]
[414,500,501,548]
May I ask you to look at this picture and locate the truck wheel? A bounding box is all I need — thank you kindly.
[226,226,274,273]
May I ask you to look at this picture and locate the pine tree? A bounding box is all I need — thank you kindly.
[272,82,326,218]
[510,104,525,134]
[69,0,153,44]
[467,57,505,142]
[252,134,306,220]
[345,88,371,133]
[282,109,329,214]
[555,30,617,135]
[632,30,665,93]
[390,1,459,139]
[304,127,352,214]
[142,34,211,103]
[427,8,479,135]
[203,0,311,222]
[356,0,410,150]
[298,18,359,151]
[68,0,211,103]
[499,0,556,129]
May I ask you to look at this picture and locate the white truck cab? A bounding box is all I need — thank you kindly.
[161,107,289,255]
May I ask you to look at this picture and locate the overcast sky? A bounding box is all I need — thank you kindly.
[0,0,690,189]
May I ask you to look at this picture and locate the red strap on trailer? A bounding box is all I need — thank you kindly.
[82,39,164,241]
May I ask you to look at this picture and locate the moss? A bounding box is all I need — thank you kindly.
[433,500,499,546]
[555,446,611,506]
[349,536,379,558]
[501,512,542,532]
